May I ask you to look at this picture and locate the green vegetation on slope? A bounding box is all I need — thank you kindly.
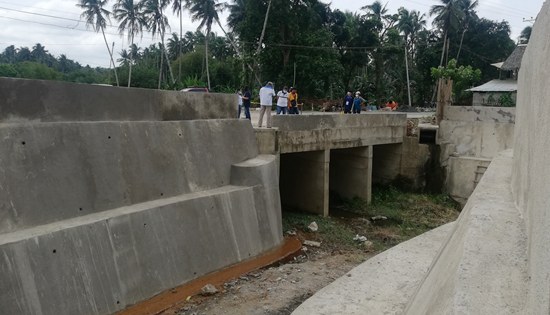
[282,185,460,252]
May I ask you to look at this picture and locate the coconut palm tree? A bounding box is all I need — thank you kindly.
[77,0,120,86]
[114,0,147,87]
[31,43,48,63]
[430,0,464,66]
[187,0,224,90]
[141,0,175,89]
[456,0,479,62]
[172,0,190,81]
[226,0,245,33]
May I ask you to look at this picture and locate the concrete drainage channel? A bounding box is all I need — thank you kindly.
[118,237,302,315]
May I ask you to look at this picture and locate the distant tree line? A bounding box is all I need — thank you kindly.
[0,0,533,104]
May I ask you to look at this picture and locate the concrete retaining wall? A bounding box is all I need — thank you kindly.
[439,106,515,202]
[0,120,259,234]
[511,4,550,312]
[0,79,282,315]
[405,151,528,313]
[372,137,431,190]
[446,156,491,205]
[0,77,237,122]
[443,105,515,123]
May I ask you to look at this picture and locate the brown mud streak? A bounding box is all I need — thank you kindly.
[117,237,303,315]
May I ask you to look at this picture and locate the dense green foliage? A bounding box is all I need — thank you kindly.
[0,0,517,104]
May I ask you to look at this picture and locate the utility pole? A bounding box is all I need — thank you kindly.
[293,62,297,87]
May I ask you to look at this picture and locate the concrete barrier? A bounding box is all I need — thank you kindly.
[0,77,237,122]
[0,79,282,314]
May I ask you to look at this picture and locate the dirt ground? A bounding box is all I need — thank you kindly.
[160,248,372,315]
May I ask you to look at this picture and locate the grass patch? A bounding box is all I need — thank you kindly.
[282,185,461,253]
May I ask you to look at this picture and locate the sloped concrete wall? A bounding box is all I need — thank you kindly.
[511,4,550,312]
[0,80,282,315]
[0,120,259,234]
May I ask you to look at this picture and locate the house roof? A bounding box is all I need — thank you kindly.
[491,62,504,69]
[501,45,527,71]
[467,79,517,92]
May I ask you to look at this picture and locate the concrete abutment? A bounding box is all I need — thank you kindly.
[329,146,373,203]
[279,146,374,216]
[280,150,330,216]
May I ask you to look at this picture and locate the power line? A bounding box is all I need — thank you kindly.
[0,4,198,39]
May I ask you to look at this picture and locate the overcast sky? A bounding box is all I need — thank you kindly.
[0,0,543,68]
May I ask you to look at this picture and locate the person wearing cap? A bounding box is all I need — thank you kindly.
[258,82,276,128]
[353,91,366,114]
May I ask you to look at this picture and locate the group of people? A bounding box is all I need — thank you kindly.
[237,84,400,129]
[342,91,399,113]
[275,85,300,115]
[237,82,300,128]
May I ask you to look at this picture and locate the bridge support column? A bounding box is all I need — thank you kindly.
[280,150,330,216]
[330,146,373,203]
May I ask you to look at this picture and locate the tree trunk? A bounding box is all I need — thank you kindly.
[205,28,211,90]
[158,42,164,89]
[432,32,448,102]
[405,42,412,107]
[162,37,175,86]
[128,33,134,88]
[439,31,447,67]
[372,50,384,106]
[215,18,261,85]
[178,7,183,83]
[456,29,466,63]
[256,0,272,56]
[253,0,272,84]
[102,28,119,87]
[436,78,452,125]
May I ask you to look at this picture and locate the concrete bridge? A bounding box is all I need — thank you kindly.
[0,77,407,315]
[255,114,406,216]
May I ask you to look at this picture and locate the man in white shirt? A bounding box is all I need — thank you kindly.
[258,82,276,128]
[276,86,289,115]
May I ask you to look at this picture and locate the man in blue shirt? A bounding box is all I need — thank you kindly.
[242,86,252,120]
[343,91,353,114]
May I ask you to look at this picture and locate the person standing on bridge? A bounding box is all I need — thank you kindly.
[242,86,251,120]
[343,91,353,114]
[288,88,299,114]
[353,91,366,114]
[276,86,289,115]
[258,82,276,128]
